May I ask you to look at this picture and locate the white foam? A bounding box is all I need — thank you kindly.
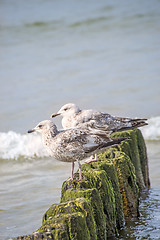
[0,131,49,160]
[0,117,159,160]
[141,116,160,140]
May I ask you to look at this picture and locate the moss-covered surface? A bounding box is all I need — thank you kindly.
[37,212,90,240]
[136,130,150,188]
[97,147,140,219]
[61,188,106,240]
[113,151,139,219]
[42,198,97,240]
[84,154,124,229]
[15,129,149,240]
[111,129,147,190]
[61,168,117,237]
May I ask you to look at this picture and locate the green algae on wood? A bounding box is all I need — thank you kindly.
[61,168,117,237]
[42,198,97,240]
[82,168,117,236]
[16,232,55,240]
[136,129,150,188]
[61,188,106,240]
[112,151,139,219]
[96,147,139,219]
[34,219,69,240]
[83,169,116,236]
[37,212,90,240]
[14,129,149,240]
[111,129,146,190]
[84,154,124,229]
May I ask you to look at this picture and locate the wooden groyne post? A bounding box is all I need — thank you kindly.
[15,129,150,240]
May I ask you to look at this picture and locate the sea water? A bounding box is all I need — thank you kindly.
[0,0,160,239]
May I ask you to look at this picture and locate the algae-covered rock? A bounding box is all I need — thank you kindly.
[61,188,106,240]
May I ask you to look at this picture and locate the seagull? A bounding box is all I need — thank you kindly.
[51,103,148,133]
[28,120,127,180]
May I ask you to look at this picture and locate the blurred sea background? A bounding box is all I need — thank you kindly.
[0,0,160,239]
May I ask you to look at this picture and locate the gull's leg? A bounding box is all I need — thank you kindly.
[77,160,82,181]
[71,161,74,180]
[68,162,74,181]
[85,154,98,164]
[94,153,98,161]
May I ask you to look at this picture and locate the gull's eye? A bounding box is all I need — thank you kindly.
[64,108,68,111]
[38,124,43,128]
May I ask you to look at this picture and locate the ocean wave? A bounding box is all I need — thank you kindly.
[0,117,159,160]
[0,131,49,160]
[141,116,160,140]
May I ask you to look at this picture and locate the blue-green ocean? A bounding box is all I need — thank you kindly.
[0,0,160,239]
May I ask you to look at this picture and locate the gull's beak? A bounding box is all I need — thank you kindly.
[50,112,61,118]
[28,129,35,133]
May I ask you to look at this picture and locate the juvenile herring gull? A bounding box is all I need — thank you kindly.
[51,103,148,133]
[28,120,127,180]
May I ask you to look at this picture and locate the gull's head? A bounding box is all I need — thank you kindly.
[51,103,80,118]
[28,120,57,135]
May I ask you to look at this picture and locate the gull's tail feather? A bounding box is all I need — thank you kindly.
[84,137,129,154]
[113,119,148,132]
[86,117,148,133]
[102,137,129,148]
[129,118,148,122]
[116,116,148,122]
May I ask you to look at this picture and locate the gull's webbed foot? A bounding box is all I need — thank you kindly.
[85,154,98,164]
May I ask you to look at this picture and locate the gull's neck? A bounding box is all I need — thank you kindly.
[42,127,58,146]
[65,108,81,118]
